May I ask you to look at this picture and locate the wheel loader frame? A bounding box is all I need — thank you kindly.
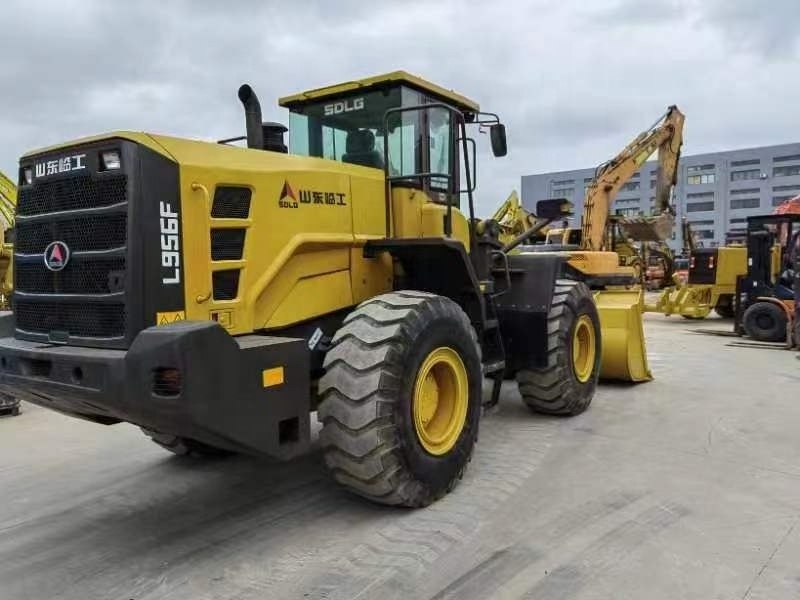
[0,72,578,460]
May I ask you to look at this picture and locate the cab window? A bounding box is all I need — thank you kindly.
[287,86,459,201]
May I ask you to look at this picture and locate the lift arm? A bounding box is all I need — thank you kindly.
[581,105,685,251]
[492,191,536,238]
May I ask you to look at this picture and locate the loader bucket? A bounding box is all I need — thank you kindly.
[593,289,652,382]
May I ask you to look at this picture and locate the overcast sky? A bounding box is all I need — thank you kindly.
[1,0,799,215]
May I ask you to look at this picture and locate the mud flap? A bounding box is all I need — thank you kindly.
[594,289,652,382]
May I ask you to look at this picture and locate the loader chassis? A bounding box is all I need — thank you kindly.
[0,71,602,506]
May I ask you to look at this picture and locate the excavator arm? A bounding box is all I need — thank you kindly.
[581,106,684,250]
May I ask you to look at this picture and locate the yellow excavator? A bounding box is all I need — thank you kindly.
[0,171,15,310]
[540,106,685,279]
[587,106,684,271]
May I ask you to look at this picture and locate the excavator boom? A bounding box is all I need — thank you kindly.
[581,106,684,250]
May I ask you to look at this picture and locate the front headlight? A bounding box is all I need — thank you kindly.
[99,150,121,171]
[21,166,33,185]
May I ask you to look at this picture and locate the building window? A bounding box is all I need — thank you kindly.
[730,198,760,209]
[774,154,800,163]
[650,179,657,188]
[614,197,640,205]
[731,169,761,181]
[553,187,574,197]
[615,207,641,217]
[687,164,715,173]
[774,165,800,177]
[773,195,795,206]
[773,184,800,192]
[729,218,747,224]
[686,201,714,212]
[687,191,714,200]
[552,179,574,186]
[631,172,640,178]
[689,220,714,226]
[583,177,593,183]
[621,181,640,191]
[696,229,715,239]
[688,174,716,185]
[730,187,760,195]
[731,158,760,167]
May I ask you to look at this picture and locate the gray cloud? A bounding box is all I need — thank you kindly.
[0,0,798,216]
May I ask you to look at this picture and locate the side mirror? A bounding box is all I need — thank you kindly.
[536,198,574,220]
[490,124,507,157]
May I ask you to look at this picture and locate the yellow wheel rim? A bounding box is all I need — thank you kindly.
[572,315,596,384]
[412,347,468,456]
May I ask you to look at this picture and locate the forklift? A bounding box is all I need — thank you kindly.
[734,214,800,344]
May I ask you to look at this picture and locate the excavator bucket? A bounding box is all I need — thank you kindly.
[617,213,675,242]
[593,289,652,382]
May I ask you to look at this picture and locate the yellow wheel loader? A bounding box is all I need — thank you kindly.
[1,71,614,507]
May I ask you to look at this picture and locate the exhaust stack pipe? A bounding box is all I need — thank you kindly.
[237,84,264,150]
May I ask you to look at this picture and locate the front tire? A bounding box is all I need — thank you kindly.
[743,301,787,342]
[516,280,601,416]
[317,291,482,507]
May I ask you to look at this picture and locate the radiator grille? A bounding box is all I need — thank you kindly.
[15,259,125,295]
[213,269,240,300]
[211,228,246,260]
[17,174,127,216]
[14,167,129,344]
[211,186,251,218]
[15,301,127,339]
[15,213,127,254]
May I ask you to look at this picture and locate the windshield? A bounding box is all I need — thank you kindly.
[287,87,456,194]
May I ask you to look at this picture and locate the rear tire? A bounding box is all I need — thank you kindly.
[743,301,787,342]
[317,291,482,507]
[516,280,600,416]
[142,429,233,457]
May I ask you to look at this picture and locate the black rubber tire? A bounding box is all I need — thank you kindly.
[714,295,735,319]
[141,428,233,458]
[681,315,705,320]
[516,280,601,416]
[742,301,787,342]
[317,290,482,507]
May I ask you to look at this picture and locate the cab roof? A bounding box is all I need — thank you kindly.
[278,70,480,113]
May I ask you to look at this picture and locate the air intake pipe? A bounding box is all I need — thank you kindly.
[237,84,264,150]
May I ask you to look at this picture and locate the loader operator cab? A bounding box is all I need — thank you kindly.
[279,71,507,218]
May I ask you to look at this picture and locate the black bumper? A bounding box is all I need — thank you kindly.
[0,316,310,459]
